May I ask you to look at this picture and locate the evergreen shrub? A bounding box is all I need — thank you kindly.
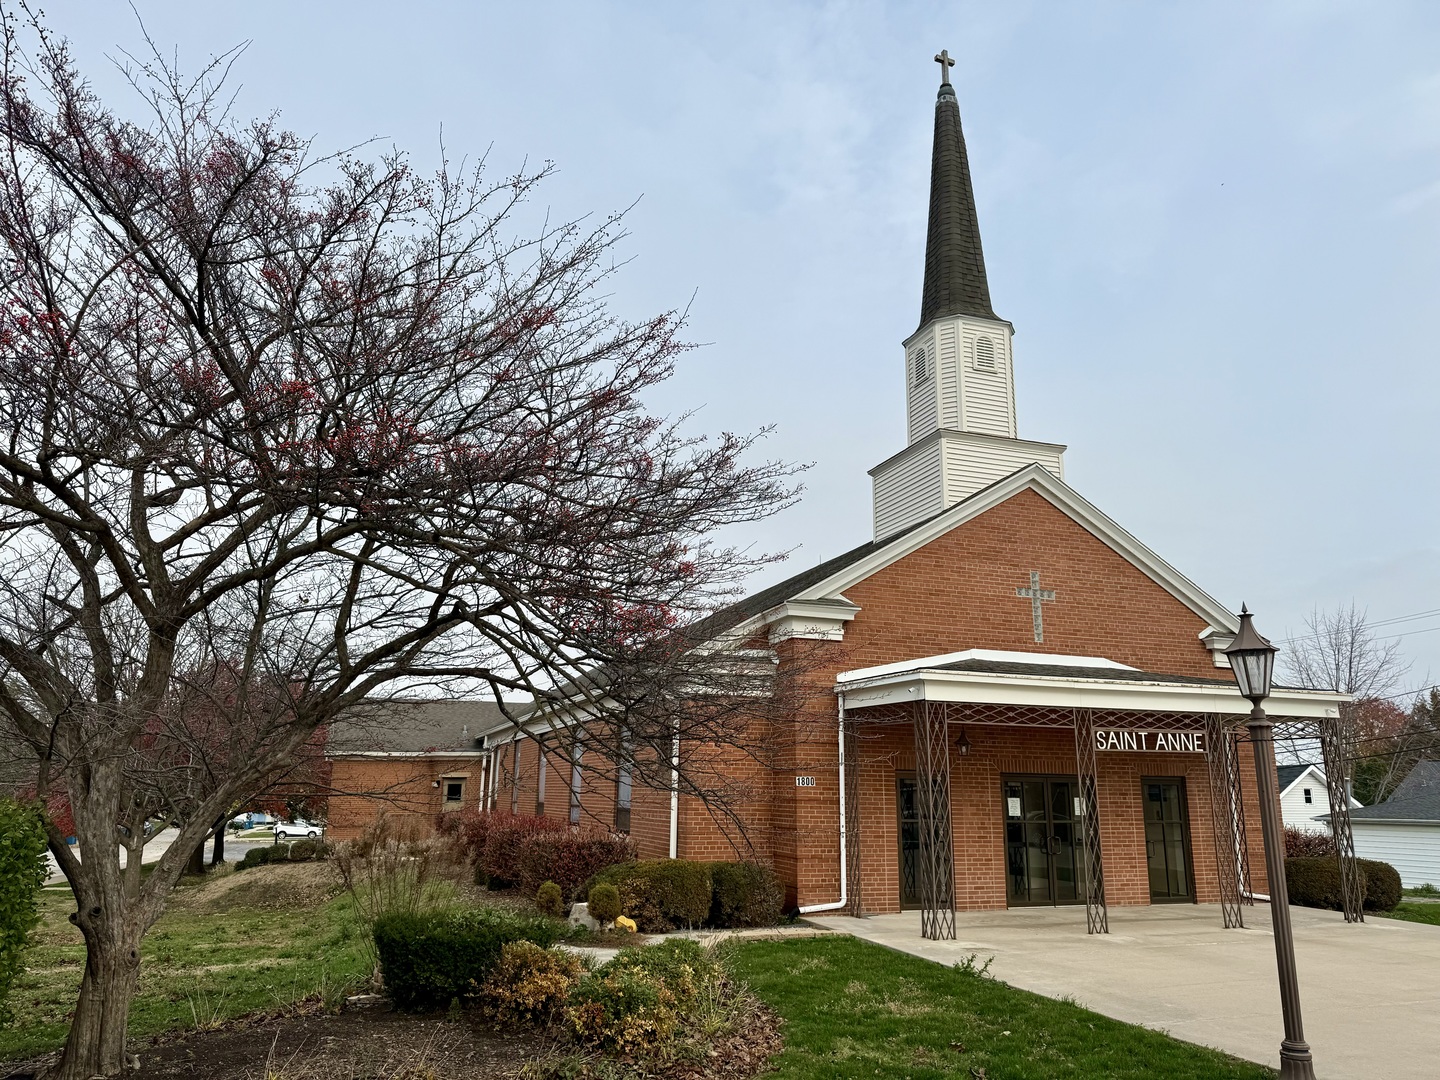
[238,845,274,870]
[1360,859,1402,912]
[588,860,713,931]
[565,939,721,1054]
[708,861,783,928]
[0,799,48,1024]
[587,883,621,926]
[536,880,565,917]
[1287,856,1403,913]
[373,907,570,1010]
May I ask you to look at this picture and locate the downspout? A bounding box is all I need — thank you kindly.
[668,733,680,859]
[799,689,848,914]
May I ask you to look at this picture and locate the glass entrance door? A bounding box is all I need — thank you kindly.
[896,775,921,909]
[1002,776,1083,906]
[1143,779,1194,901]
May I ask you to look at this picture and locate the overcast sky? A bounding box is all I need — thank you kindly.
[61,1,1440,691]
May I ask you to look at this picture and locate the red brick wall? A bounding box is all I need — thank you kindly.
[568,486,1272,912]
[327,755,486,840]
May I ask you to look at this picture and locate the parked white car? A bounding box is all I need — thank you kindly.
[273,820,324,840]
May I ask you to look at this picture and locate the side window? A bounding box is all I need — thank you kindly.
[1303,788,1312,805]
[442,777,465,808]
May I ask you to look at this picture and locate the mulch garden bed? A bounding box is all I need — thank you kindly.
[2,994,782,1080]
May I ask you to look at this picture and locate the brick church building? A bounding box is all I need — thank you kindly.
[473,57,1347,936]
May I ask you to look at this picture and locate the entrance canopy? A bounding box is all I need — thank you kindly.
[837,649,1343,721]
[831,649,1351,940]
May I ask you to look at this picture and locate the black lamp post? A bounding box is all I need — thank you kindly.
[1225,606,1316,1080]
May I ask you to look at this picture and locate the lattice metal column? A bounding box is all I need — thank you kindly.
[1072,708,1108,934]
[1204,713,1245,929]
[913,700,956,940]
[843,706,864,917]
[1319,712,1364,923]
[1225,729,1255,904]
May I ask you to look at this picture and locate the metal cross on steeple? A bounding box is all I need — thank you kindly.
[1015,571,1057,643]
[934,49,955,86]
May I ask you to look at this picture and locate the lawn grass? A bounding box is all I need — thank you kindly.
[729,935,1275,1080]
[1376,901,1440,926]
[0,864,371,1062]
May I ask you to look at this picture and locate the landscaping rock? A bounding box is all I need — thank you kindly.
[567,901,600,932]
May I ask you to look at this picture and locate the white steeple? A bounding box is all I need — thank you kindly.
[869,58,1064,541]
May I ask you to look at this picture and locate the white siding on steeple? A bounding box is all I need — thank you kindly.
[871,438,943,540]
[936,322,961,430]
[905,331,939,443]
[960,324,1016,438]
[940,431,1063,505]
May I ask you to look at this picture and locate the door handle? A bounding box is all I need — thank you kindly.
[1046,835,1062,856]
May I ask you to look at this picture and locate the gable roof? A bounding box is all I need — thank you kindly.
[720,464,1240,642]
[328,699,531,755]
[1351,760,1440,823]
[1277,764,1312,794]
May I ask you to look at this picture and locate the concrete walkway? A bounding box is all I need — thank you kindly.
[807,904,1440,1080]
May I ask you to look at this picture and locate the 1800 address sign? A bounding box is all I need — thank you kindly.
[1095,730,1205,753]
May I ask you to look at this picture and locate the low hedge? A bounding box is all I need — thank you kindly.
[708,861,783,928]
[236,840,327,870]
[373,907,573,1011]
[1285,856,1402,913]
[586,859,783,931]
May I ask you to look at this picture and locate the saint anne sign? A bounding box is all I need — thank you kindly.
[1095,730,1205,754]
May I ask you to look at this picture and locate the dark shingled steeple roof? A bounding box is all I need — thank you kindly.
[918,77,998,331]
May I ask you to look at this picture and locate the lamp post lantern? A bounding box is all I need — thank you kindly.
[1226,606,1316,1080]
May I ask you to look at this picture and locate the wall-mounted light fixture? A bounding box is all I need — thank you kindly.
[954,728,972,756]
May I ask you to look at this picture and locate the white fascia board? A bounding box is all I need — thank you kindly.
[764,598,861,642]
[839,667,1346,719]
[867,429,1067,479]
[795,464,1240,636]
[326,750,485,759]
[840,648,1137,683]
[901,314,1015,350]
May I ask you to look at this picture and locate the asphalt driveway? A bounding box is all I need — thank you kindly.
[810,903,1440,1079]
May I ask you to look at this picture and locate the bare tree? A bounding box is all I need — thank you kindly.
[1283,602,1408,700]
[1282,602,1412,803]
[0,13,798,1077]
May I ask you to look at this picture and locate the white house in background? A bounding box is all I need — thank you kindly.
[1278,764,1358,834]
[1345,760,1440,889]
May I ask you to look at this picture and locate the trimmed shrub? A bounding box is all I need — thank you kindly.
[1284,825,1335,859]
[588,860,713,932]
[373,907,570,1011]
[1287,856,1403,912]
[708,861,783,928]
[1286,857,1349,910]
[514,831,635,900]
[238,846,275,870]
[536,880,565,918]
[0,799,48,1024]
[588,883,621,926]
[566,939,722,1054]
[1360,859,1402,912]
[288,838,325,862]
[474,940,585,1025]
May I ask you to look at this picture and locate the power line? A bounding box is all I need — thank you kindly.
[1274,605,1440,646]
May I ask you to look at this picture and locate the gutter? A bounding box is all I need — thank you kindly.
[798,690,849,914]
[669,733,679,859]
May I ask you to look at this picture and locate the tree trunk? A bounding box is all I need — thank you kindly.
[210,819,225,866]
[186,839,205,876]
[48,912,142,1078]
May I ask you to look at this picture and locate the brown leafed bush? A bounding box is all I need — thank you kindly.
[474,940,585,1025]
[1284,825,1335,859]
[515,831,635,900]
